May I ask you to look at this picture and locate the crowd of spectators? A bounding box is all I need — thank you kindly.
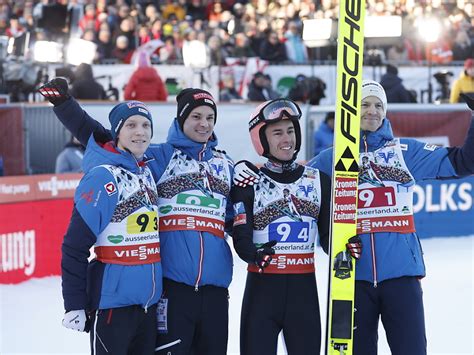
[0,0,472,67]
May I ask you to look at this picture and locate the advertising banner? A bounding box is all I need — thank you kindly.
[413,175,474,238]
[0,174,80,284]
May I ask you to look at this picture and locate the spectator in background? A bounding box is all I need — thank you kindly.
[450,58,474,103]
[219,74,242,102]
[451,29,473,61]
[247,72,279,102]
[144,4,160,27]
[259,30,287,63]
[159,36,183,63]
[95,29,114,63]
[5,15,25,38]
[380,64,416,103]
[263,74,280,100]
[162,0,186,21]
[113,16,137,50]
[386,43,409,65]
[313,112,334,157]
[186,0,206,21]
[111,35,133,63]
[78,4,100,33]
[70,63,106,100]
[284,21,308,64]
[55,136,84,173]
[124,52,168,102]
[231,32,256,58]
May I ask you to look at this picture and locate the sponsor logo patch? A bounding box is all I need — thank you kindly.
[104,182,117,196]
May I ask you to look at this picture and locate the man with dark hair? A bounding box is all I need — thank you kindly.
[380,64,415,103]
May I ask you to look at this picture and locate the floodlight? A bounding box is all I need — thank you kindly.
[302,19,333,48]
[365,16,402,38]
[417,17,441,43]
[66,38,97,66]
[33,41,63,63]
[182,40,210,69]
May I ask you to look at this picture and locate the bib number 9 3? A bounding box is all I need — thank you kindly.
[127,211,158,234]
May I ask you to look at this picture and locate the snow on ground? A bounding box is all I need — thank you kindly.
[1,236,473,355]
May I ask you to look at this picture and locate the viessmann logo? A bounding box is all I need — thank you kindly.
[37,176,81,196]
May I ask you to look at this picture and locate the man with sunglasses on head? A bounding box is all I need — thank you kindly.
[231,98,333,355]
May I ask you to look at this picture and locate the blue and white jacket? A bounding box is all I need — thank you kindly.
[62,135,162,312]
[55,99,234,290]
[308,117,474,285]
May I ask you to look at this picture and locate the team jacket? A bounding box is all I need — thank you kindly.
[62,135,162,312]
[308,117,474,284]
[54,99,234,290]
[231,164,331,273]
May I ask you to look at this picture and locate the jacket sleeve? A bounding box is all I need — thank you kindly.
[53,98,112,147]
[230,185,257,264]
[317,172,331,254]
[61,168,118,311]
[403,118,474,180]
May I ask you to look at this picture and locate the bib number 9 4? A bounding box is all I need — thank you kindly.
[269,221,310,243]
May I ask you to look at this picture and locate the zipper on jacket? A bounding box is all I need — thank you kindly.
[194,232,204,291]
[370,232,378,288]
[362,133,368,152]
[198,142,207,161]
[144,263,156,313]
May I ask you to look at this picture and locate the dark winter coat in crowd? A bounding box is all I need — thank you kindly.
[124,66,168,101]
[70,63,106,100]
[247,80,280,102]
[259,39,287,63]
[380,72,415,103]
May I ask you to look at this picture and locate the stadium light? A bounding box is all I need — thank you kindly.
[302,19,333,47]
[417,17,442,103]
[417,17,441,43]
[33,41,63,63]
[365,16,402,38]
[66,38,97,66]
[182,40,210,69]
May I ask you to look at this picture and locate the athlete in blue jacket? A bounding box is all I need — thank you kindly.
[308,80,474,355]
[40,81,234,354]
[61,101,162,354]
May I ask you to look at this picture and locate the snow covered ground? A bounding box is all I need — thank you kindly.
[1,236,473,355]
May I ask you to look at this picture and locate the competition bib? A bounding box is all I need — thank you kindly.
[356,139,416,234]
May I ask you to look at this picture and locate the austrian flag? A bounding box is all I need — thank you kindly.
[104,182,117,196]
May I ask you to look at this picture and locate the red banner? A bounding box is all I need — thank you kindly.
[0,199,74,284]
[388,110,471,147]
[0,174,82,204]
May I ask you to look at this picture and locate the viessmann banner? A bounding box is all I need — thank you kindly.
[0,174,81,284]
[0,174,472,284]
